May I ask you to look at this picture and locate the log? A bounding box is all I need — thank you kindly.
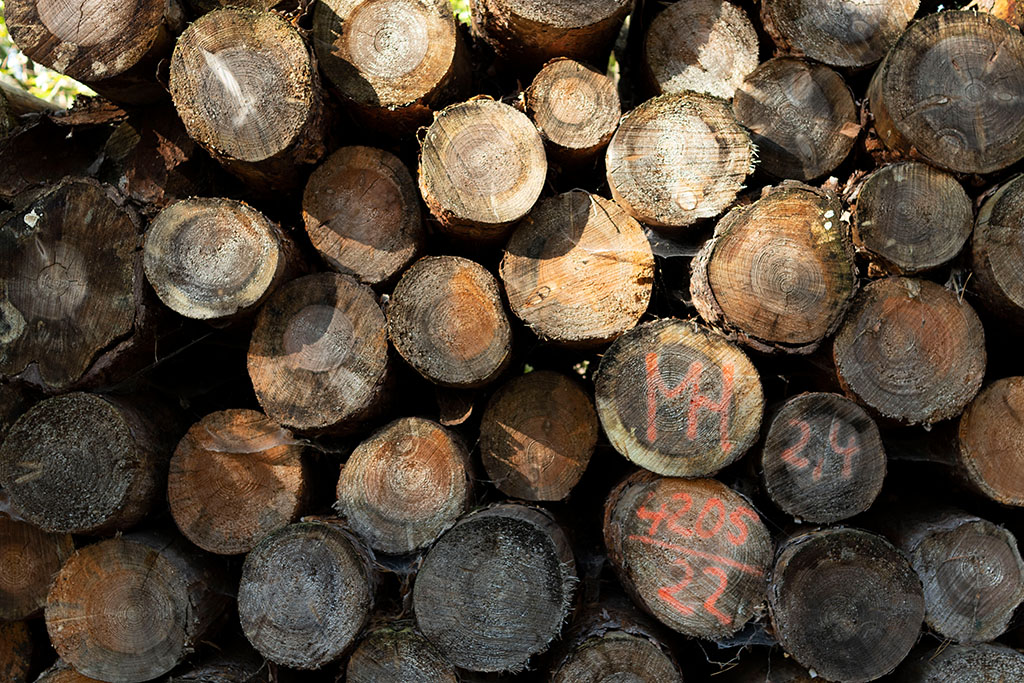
[606,93,754,232]
[768,528,925,683]
[345,623,458,683]
[0,80,61,118]
[0,622,32,683]
[35,661,104,683]
[732,58,858,181]
[0,392,169,534]
[418,99,547,242]
[0,383,32,442]
[169,8,326,190]
[0,513,74,620]
[897,643,1024,682]
[833,277,986,424]
[166,647,269,683]
[302,146,424,287]
[690,183,857,354]
[336,416,471,554]
[45,532,230,683]
[144,198,296,321]
[479,370,598,501]
[413,503,576,672]
[0,94,15,138]
[247,272,391,433]
[967,0,1024,30]
[867,10,1024,175]
[523,58,620,167]
[761,0,918,67]
[387,256,512,388]
[237,519,374,669]
[168,408,310,555]
[971,174,1024,322]
[643,0,759,100]
[603,472,772,639]
[958,376,1024,506]
[0,121,110,204]
[595,318,763,477]
[852,162,973,275]
[500,191,654,348]
[761,392,885,524]
[717,654,814,682]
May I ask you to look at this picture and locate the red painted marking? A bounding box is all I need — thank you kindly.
[781,418,811,468]
[636,492,670,536]
[627,535,764,575]
[726,506,760,547]
[695,497,725,539]
[703,566,732,626]
[829,417,859,479]
[657,556,695,616]
[665,493,694,537]
[645,353,735,453]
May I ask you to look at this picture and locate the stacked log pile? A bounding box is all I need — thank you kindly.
[2,0,1024,681]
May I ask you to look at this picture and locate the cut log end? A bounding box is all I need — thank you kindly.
[346,625,458,683]
[972,174,1024,320]
[959,377,1024,506]
[0,515,74,620]
[551,631,683,683]
[898,643,1024,682]
[0,621,32,683]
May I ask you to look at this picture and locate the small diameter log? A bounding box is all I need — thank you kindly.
[35,661,104,683]
[868,11,1024,175]
[336,417,470,555]
[595,318,763,477]
[691,184,857,354]
[0,178,145,393]
[302,146,424,286]
[248,272,390,433]
[833,277,986,425]
[413,503,576,672]
[958,376,1024,506]
[479,370,598,501]
[0,393,168,534]
[238,520,374,669]
[852,162,973,275]
[387,256,512,388]
[166,647,268,683]
[170,9,326,190]
[606,93,754,232]
[418,99,546,242]
[346,623,458,683]
[46,533,229,683]
[769,528,924,683]
[0,622,31,683]
[0,81,61,118]
[761,0,918,68]
[604,472,772,639]
[898,643,1024,682]
[500,191,654,348]
[144,198,295,321]
[0,514,74,619]
[524,58,620,166]
[761,392,885,524]
[972,174,1024,321]
[732,58,858,181]
[643,0,759,100]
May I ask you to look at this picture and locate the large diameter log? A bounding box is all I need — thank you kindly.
[336,417,470,555]
[958,376,1024,506]
[606,93,754,232]
[897,643,1024,682]
[604,472,772,639]
[971,174,1024,321]
[170,9,326,190]
[595,318,763,477]
[418,99,547,241]
[413,503,576,672]
[248,272,390,433]
[833,277,986,424]
[387,256,512,388]
[500,191,653,348]
[238,520,375,669]
[0,514,74,619]
[867,11,1024,175]
[0,622,31,683]
[45,533,229,683]
[691,183,857,354]
[346,623,458,683]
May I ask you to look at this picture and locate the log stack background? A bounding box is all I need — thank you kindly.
[1,0,1024,681]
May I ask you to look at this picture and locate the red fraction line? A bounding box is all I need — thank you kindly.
[628,535,763,576]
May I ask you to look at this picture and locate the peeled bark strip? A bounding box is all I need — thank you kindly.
[603,472,772,639]
[606,93,754,232]
[248,272,390,433]
[238,520,374,669]
[732,58,858,181]
[761,0,918,67]
[867,11,1024,175]
[898,643,1024,682]
[500,191,654,348]
[387,256,512,388]
[853,162,973,274]
[0,393,168,534]
[524,58,620,166]
[168,408,310,555]
[596,318,763,477]
[691,184,857,354]
[761,392,885,524]
[46,533,229,683]
[0,514,74,619]
[0,622,31,683]
[833,277,986,425]
[769,528,925,683]
[0,178,145,393]
[336,417,470,554]
[413,503,576,672]
[346,623,458,683]
[643,0,759,100]
[145,198,296,321]
[971,174,1024,321]
[170,9,326,190]
[958,376,1024,506]
[480,370,598,501]
[302,146,424,286]
[418,99,547,241]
